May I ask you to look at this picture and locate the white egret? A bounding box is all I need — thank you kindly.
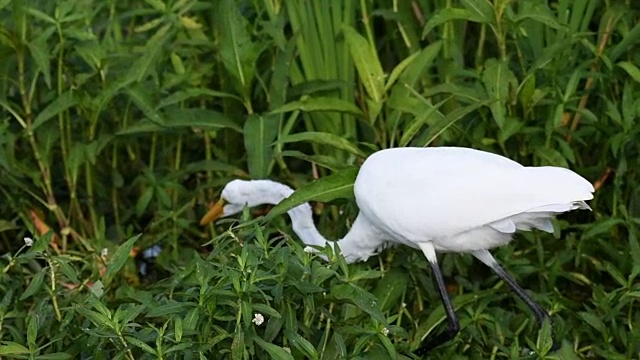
[200,147,594,354]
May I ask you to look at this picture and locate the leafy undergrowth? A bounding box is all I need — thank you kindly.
[1,0,640,359]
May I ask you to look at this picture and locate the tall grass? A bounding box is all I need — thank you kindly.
[1,0,639,358]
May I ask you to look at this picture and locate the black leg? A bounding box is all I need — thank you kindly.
[472,250,558,350]
[415,243,460,356]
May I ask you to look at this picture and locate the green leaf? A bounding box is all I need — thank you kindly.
[118,108,242,134]
[75,306,111,328]
[271,96,363,117]
[20,269,47,300]
[277,132,365,158]
[253,337,295,360]
[284,330,319,360]
[244,114,278,178]
[578,312,608,339]
[216,0,260,96]
[32,353,72,359]
[126,85,165,126]
[126,24,171,83]
[629,231,640,279]
[126,336,156,354]
[32,91,77,131]
[251,303,282,319]
[158,88,242,108]
[513,3,564,30]
[617,61,640,84]
[104,235,141,285]
[341,25,385,105]
[27,27,55,88]
[0,341,29,355]
[461,0,495,23]
[330,283,387,325]
[266,167,359,220]
[417,101,488,147]
[534,146,568,167]
[422,8,488,38]
[146,301,195,317]
[482,58,512,129]
[372,269,410,311]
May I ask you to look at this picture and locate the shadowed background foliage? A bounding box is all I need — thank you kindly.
[0,0,639,358]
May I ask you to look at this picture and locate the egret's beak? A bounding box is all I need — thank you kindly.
[200,198,226,226]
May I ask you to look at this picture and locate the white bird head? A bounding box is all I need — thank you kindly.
[200,179,294,225]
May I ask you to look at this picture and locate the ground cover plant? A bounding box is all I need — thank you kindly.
[0,0,639,358]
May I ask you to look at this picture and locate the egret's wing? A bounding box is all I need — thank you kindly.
[354,147,593,243]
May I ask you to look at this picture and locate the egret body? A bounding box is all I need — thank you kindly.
[200,147,594,354]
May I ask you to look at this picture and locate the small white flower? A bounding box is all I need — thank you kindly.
[381,327,389,336]
[402,302,407,308]
[303,246,314,253]
[101,248,108,257]
[23,237,33,247]
[252,313,264,326]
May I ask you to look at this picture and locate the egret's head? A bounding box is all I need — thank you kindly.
[199,180,252,225]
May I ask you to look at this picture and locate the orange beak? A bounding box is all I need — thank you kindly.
[200,199,226,226]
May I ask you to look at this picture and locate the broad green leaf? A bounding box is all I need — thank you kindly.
[36,353,73,360]
[628,231,640,279]
[281,150,351,171]
[482,59,512,129]
[118,108,242,134]
[417,101,488,147]
[126,84,164,125]
[617,61,640,84]
[251,303,282,319]
[217,0,260,96]
[104,234,141,285]
[126,24,171,82]
[0,341,29,355]
[32,91,77,131]
[461,0,494,23]
[330,283,387,325]
[284,330,319,360]
[399,98,449,147]
[422,8,488,38]
[146,301,195,317]
[158,88,242,108]
[244,114,278,178]
[266,167,359,220]
[372,269,410,311]
[125,336,155,355]
[534,146,568,167]
[277,132,365,158]
[27,27,55,88]
[75,306,110,328]
[19,269,47,300]
[341,25,385,105]
[254,337,294,360]
[288,80,348,99]
[513,3,564,30]
[271,96,362,117]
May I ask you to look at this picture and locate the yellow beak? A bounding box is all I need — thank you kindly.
[200,198,226,226]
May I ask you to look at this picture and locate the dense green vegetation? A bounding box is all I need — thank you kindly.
[1,0,639,358]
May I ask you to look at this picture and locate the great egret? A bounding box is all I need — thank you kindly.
[200,147,594,354]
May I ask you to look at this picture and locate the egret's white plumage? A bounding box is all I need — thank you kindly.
[201,146,594,353]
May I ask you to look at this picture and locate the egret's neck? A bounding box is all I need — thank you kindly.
[337,214,386,263]
[246,180,386,263]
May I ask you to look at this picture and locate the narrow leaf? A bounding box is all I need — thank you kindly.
[482,59,511,129]
[342,25,385,104]
[277,132,365,158]
[104,234,141,284]
[32,91,77,131]
[244,114,278,178]
[266,167,359,220]
[254,337,295,360]
[20,269,47,300]
[271,96,362,117]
